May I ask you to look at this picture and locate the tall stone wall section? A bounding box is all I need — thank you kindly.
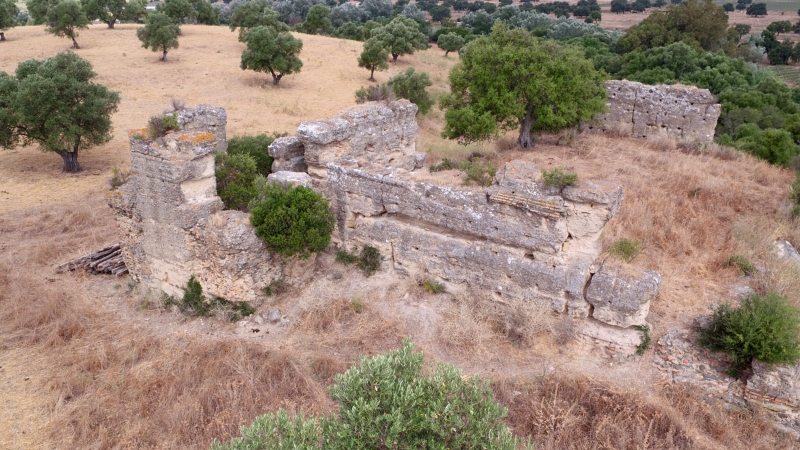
[596,80,721,143]
[111,101,662,352]
[108,106,285,302]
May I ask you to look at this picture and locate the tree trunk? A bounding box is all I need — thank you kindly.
[273,74,282,85]
[517,105,536,149]
[444,50,449,57]
[72,37,79,49]
[369,66,376,81]
[392,53,398,62]
[59,150,81,173]
[0,32,5,41]
[107,20,115,29]
[161,50,168,61]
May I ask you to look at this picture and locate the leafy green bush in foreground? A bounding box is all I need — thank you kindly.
[211,340,531,450]
[250,182,335,258]
[698,292,800,375]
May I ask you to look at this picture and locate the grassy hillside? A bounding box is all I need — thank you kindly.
[1,23,799,450]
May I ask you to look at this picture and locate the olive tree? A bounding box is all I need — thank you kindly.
[370,16,428,62]
[46,0,89,49]
[240,26,303,86]
[441,24,607,149]
[297,3,331,35]
[137,11,180,61]
[358,37,389,81]
[438,32,464,56]
[81,0,145,29]
[229,0,287,40]
[0,0,19,41]
[0,52,120,172]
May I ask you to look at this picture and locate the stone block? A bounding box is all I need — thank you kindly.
[268,136,305,159]
[595,80,720,143]
[748,359,800,409]
[586,264,661,328]
[267,171,313,188]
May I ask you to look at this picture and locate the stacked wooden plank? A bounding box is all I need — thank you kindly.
[56,244,128,276]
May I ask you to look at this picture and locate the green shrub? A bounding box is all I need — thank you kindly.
[724,254,756,276]
[461,158,497,187]
[336,246,381,277]
[422,278,446,294]
[250,183,335,258]
[698,292,800,375]
[147,112,179,139]
[355,83,395,103]
[608,239,640,263]
[212,340,531,449]
[635,324,650,355]
[211,409,322,450]
[429,157,497,187]
[264,278,287,297]
[215,152,259,211]
[429,158,460,172]
[357,245,381,276]
[542,167,578,189]
[388,67,434,114]
[163,275,255,322]
[109,165,132,190]
[335,249,360,265]
[227,133,283,177]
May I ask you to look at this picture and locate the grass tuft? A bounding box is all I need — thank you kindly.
[608,239,640,263]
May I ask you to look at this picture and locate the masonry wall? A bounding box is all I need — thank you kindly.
[596,80,721,143]
[111,99,667,352]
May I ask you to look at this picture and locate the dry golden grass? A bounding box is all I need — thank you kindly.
[494,376,793,450]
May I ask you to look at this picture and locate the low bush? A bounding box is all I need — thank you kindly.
[263,278,287,297]
[698,292,800,376]
[109,165,132,190]
[163,275,255,322]
[461,158,497,187]
[388,67,434,114]
[422,278,446,294]
[250,183,335,258]
[215,153,259,211]
[336,245,381,276]
[542,167,578,189]
[227,133,284,177]
[635,324,650,355]
[429,158,460,172]
[724,254,756,276]
[355,83,395,103]
[608,239,640,263]
[147,112,179,139]
[429,157,497,187]
[211,340,531,450]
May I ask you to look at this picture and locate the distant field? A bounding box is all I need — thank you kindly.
[767,64,800,86]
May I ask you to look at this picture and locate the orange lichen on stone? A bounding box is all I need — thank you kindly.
[128,128,147,137]
[177,132,215,145]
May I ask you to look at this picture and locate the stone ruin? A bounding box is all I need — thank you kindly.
[595,80,721,143]
[107,87,800,420]
[108,100,668,353]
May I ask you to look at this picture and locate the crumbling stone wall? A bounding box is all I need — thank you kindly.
[596,80,721,143]
[111,101,661,352]
[108,106,286,302]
